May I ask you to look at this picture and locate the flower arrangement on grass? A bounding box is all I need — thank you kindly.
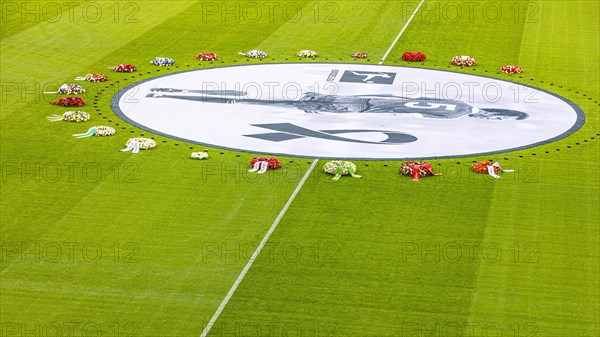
[472,161,499,174]
[239,50,267,59]
[51,97,85,107]
[451,55,477,67]
[195,52,220,61]
[191,152,209,160]
[47,110,90,122]
[44,84,85,95]
[95,126,116,136]
[471,161,515,179]
[250,157,281,170]
[351,52,368,59]
[150,57,175,66]
[109,64,137,72]
[500,65,523,74]
[74,74,109,82]
[72,125,115,138]
[126,138,156,150]
[323,160,356,176]
[400,161,441,181]
[402,52,426,62]
[297,50,318,59]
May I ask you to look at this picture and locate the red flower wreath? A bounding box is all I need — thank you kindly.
[51,97,85,107]
[400,161,436,177]
[471,161,500,174]
[402,52,426,62]
[195,52,219,61]
[351,52,368,59]
[500,65,523,74]
[250,157,282,170]
[109,64,137,72]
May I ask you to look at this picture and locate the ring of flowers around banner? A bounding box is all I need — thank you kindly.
[250,157,281,170]
[501,65,523,74]
[451,56,477,67]
[191,152,209,160]
[399,161,440,181]
[74,74,109,82]
[109,64,137,72]
[402,51,426,62]
[351,52,368,59]
[47,110,90,122]
[126,138,156,150]
[239,50,267,59]
[297,50,318,59]
[51,97,85,107]
[45,84,85,95]
[471,161,500,174]
[151,57,175,66]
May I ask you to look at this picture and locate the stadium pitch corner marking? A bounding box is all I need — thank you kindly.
[111,63,585,160]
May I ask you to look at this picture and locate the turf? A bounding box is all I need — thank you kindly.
[1,0,598,336]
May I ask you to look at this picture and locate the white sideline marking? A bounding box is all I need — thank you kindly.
[379,0,425,65]
[200,159,320,337]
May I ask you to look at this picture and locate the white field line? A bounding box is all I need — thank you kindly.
[379,0,425,64]
[200,159,320,337]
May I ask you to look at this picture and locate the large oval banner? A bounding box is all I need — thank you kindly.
[111,64,584,159]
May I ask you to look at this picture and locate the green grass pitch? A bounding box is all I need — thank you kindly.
[1,0,598,336]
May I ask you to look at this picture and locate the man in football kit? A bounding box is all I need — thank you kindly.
[145,88,529,120]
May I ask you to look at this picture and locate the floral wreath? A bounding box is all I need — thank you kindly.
[44,84,85,95]
[72,125,115,138]
[351,52,368,59]
[126,138,156,150]
[250,157,281,170]
[501,65,523,74]
[191,152,209,160]
[74,74,109,82]
[109,64,137,72]
[239,50,267,59]
[402,52,426,62]
[399,161,440,181]
[471,161,515,179]
[51,97,85,107]
[323,161,361,180]
[151,57,175,66]
[195,52,219,61]
[95,126,116,137]
[471,161,500,174]
[297,50,318,59]
[451,56,477,67]
[47,110,90,122]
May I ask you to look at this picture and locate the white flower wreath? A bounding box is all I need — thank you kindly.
[95,126,116,137]
[190,152,209,160]
[239,50,267,59]
[126,137,156,150]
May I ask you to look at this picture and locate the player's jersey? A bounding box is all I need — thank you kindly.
[292,93,473,118]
